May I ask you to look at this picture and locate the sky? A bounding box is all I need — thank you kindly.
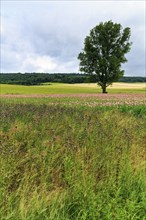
[0,0,145,76]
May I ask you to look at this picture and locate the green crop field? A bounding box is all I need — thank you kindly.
[0,84,146,220]
[0,82,146,95]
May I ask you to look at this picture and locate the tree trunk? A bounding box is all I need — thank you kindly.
[102,85,107,93]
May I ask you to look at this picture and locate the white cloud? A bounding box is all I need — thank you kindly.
[21,55,57,73]
[1,0,145,76]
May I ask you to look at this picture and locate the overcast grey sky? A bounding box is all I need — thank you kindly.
[1,0,145,76]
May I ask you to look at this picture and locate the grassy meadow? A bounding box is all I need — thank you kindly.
[0,82,146,95]
[0,83,146,219]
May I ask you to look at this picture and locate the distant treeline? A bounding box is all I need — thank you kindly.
[0,73,146,85]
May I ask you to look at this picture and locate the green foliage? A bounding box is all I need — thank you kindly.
[0,73,145,86]
[78,21,132,93]
[0,73,89,85]
[118,77,146,83]
[0,103,145,219]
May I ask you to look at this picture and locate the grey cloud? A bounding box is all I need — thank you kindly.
[1,1,145,75]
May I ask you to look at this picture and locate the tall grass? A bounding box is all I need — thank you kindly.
[0,103,145,219]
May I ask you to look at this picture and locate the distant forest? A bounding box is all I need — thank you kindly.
[0,73,146,85]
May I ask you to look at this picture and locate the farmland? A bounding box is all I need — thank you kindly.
[0,83,146,219]
[0,82,146,95]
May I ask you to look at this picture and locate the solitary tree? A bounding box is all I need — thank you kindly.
[78,21,132,93]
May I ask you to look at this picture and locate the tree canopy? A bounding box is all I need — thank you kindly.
[78,21,132,93]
